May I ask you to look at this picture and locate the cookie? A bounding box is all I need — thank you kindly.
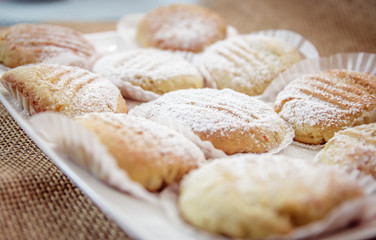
[136,4,227,53]
[274,69,376,144]
[1,64,127,116]
[75,113,206,191]
[199,35,301,94]
[0,23,96,69]
[316,123,376,179]
[179,154,364,239]
[130,88,293,154]
[93,48,203,95]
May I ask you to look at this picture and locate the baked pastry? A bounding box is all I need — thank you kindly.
[0,23,96,69]
[274,69,376,145]
[75,112,206,191]
[316,123,376,179]
[199,35,301,94]
[1,64,128,116]
[130,88,293,154]
[93,48,203,95]
[179,154,364,239]
[136,4,228,53]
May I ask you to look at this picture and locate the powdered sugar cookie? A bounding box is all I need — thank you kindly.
[178,154,365,239]
[0,23,96,69]
[75,112,206,191]
[274,69,376,145]
[136,4,228,53]
[131,88,293,154]
[1,64,128,116]
[316,123,376,179]
[199,35,302,93]
[93,48,203,96]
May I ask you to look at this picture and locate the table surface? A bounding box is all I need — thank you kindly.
[1,0,376,239]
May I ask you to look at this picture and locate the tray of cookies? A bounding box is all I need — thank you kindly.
[1,3,376,240]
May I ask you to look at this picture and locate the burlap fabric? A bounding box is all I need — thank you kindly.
[0,0,375,239]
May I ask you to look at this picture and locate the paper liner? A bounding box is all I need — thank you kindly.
[159,162,376,240]
[0,64,10,73]
[263,120,295,155]
[197,29,320,88]
[0,78,36,116]
[116,13,144,50]
[113,13,240,101]
[276,141,323,162]
[129,107,227,160]
[29,112,160,205]
[115,78,160,102]
[261,52,376,103]
[130,96,295,157]
[149,118,227,160]
[124,98,143,110]
[85,31,127,56]
[258,52,376,151]
[93,52,203,102]
[247,29,319,59]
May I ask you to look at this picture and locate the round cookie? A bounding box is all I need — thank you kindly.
[199,35,301,94]
[130,88,293,154]
[0,23,96,69]
[178,154,365,239]
[136,4,228,53]
[316,123,376,179]
[93,48,203,95]
[1,64,128,116]
[274,69,376,145]
[75,113,206,191]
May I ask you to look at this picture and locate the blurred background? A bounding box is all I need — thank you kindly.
[0,0,375,55]
[0,0,201,26]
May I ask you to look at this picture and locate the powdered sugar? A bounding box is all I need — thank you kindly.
[132,88,286,134]
[315,123,376,174]
[2,64,125,116]
[178,154,371,239]
[3,24,96,69]
[93,48,202,86]
[76,113,206,165]
[137,4,228,53]
[6,26,93,55]
[39,47,95,69]
[198,35,301,95]
[130,88,293,153]
[150,13,221,51]
[69,79,123,116]
[183,154,363,197]
[275,70,376,128]
[116,13,238,65]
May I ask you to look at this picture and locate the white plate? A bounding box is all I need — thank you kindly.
[0,32,375,240]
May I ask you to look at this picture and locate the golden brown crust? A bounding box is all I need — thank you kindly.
[317,123,376,179]
[130,88,292,154]
[1,64,127,116]
[0,23,96,68]
[75,113,206,191]
[136,4,227,53]
[179,155,364,238]
[198,124,286,154]
[274,69,376,144]
[92,48,204,95]
[199,35,302,96]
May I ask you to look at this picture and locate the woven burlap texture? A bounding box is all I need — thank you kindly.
[0,103,130,240]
